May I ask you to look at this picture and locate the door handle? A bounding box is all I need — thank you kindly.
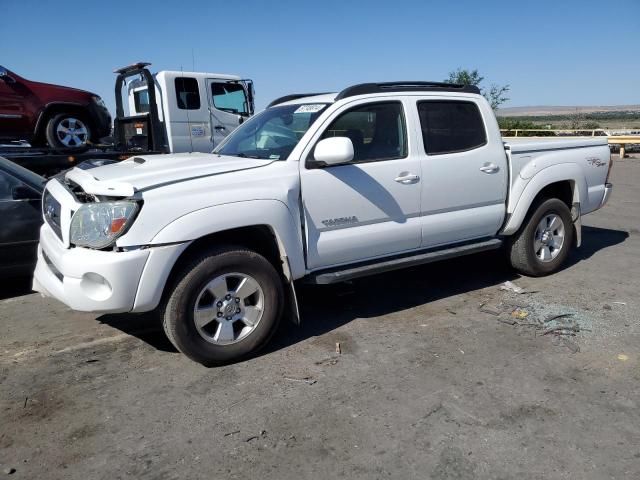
[394,173,420,184]
[214,125,226,130]
[479,163,499,173]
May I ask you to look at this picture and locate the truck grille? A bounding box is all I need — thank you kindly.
[42,189,63,241]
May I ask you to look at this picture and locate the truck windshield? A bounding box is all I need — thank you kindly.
[214,103,329,160]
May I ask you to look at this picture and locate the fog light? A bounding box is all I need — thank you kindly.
[80,272,112,301]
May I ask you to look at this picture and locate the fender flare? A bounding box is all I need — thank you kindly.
[150,199,307,280]
[34,101,92,138]
[501,163,586,235]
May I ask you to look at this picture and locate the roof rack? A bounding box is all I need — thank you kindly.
[335,81,480,100]
[267,93,331,108]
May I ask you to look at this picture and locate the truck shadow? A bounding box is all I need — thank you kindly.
[264,225,629,357]
[96,225,628,360]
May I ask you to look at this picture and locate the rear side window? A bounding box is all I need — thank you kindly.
[418,101,486,155]
[174,77,200,110]
[318,102,407,163]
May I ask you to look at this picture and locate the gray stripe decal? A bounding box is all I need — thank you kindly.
[510,144,605,155]
[316,200,503,232]
[0,114,23,119]
[138,160,275,193]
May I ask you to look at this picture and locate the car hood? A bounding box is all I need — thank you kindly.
[64,153,275,196]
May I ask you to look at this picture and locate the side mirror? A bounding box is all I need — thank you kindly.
[0,67,15,83]
[12,185,39,201]
[313,137,354,166]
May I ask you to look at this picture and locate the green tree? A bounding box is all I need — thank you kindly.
[446,68,510,110]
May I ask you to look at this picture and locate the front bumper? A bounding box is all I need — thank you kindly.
[33,225,150,313]
[33,225,187,313]
[600,183,613,208]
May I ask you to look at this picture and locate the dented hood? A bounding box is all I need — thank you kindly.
[65,153,275,196]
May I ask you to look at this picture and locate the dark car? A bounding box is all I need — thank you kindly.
[0,66,111,150]
[0,156,44,276]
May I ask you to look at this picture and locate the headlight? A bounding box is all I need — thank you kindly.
[92,96,107,109]
[70,201,138,249]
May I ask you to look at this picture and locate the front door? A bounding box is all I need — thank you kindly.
[300,100,422,270]
[415,98,508,247]
[206,80,249,148]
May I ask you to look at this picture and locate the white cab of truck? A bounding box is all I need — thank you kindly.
[33,81,613,366]
[125,68,254,152]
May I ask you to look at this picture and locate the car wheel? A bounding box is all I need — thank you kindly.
[45,113,91,150]
[161,246,284,366]
[508,198,574,277]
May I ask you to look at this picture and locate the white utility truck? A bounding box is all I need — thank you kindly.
[124,65,255,153]
[33,81,613,366]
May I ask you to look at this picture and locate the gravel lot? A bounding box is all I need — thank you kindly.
[1,155,639,479]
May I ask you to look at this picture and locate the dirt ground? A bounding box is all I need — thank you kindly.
[1,155,639,480]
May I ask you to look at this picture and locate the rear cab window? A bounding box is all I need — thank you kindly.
[174,77,200,110]
[417,101,487,155]
[133,89,150,113]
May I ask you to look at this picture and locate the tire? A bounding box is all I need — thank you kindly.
[508,198,574,277]
[160,246,284,366]
[44,113,92,150]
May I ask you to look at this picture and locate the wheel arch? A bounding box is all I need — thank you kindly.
[33,102,94,142]
[131,200,305,321]
[502,163,585,235]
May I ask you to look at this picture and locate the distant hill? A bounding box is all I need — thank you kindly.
[497,105,640,117]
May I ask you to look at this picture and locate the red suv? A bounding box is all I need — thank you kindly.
[0,66,111,150]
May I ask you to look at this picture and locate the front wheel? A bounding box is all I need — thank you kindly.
[161,247,284,366]
[45,113,91,150]
[508,198,574,277]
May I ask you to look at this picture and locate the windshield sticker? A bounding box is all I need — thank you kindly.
[294,104,325,114]
[269,154,281,159]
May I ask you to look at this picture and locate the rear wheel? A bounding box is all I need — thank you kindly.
[161,246,284,366]
[508,198,574,276]
[45,113,91,150]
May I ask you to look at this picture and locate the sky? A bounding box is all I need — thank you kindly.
[1,0,638,116]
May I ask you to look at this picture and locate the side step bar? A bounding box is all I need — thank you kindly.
[308,238,503,285]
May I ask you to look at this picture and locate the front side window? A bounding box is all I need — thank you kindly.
[211,82,248,115]
[174,77,200,110]
[215,103,329,160]
[418,101,487,155]
[0,171,26,201]
[317,102,407,163]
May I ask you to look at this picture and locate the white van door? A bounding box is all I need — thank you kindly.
[206,79,249,148]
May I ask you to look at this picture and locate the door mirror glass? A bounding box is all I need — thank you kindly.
[313,137,354,166]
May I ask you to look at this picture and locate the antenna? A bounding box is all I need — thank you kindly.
[192,48,195,72]
[180,66,194,153]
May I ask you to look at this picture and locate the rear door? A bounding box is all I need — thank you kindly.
[169,76,212,153]
[206,80,250,148]
[0,70,29,140]
[300,99,422,269]
[415,97,508,247]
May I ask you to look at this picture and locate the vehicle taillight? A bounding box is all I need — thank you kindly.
[606,156,614,183]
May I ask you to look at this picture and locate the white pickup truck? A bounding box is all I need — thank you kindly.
[33,81,613,365]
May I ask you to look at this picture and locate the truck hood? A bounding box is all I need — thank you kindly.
[65,153,275,196]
